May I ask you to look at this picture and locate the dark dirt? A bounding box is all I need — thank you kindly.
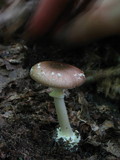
[0,37,120,160]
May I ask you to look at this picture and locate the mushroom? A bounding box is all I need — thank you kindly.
[30,61,86,148]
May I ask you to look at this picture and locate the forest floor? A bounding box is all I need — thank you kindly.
[0,37,120,160]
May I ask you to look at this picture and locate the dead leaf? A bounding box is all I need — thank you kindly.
[103,141,120,158]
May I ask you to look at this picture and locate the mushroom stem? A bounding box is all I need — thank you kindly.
[54,97,73,137]
[49,88,74,137]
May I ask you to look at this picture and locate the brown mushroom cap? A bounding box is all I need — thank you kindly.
[30,61,86,89]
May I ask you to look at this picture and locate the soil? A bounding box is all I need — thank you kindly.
[0,37,120,160]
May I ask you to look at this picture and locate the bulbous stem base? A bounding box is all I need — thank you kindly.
[55,127,81,149]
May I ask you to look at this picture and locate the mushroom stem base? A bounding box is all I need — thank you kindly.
[54,127,81,149]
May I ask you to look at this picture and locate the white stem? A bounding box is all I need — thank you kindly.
[49,88,81,147]
[49,88,74,137]
[54,97,73,137]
